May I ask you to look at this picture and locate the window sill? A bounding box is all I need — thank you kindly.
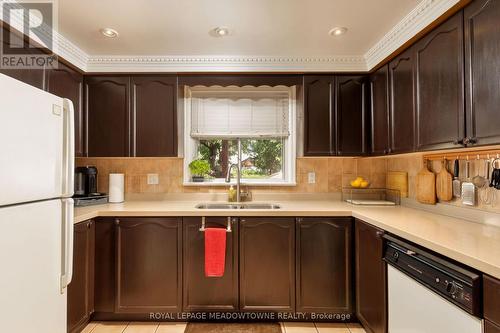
[183,180,297,187]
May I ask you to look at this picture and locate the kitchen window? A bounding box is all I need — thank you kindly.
[183,86,297,185]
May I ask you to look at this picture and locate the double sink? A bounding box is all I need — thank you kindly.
[195,203,281,210]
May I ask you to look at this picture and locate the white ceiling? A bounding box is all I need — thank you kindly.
[58,0,419,57]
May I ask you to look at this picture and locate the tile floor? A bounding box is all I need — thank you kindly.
[82,322,366,333]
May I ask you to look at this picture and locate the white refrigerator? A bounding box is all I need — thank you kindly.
[0,73,75,333]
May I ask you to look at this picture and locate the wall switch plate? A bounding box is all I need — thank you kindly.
[308,172,316,184]
[147,173,159,185]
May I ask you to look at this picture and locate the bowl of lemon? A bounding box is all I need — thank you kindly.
[350,176,370,188]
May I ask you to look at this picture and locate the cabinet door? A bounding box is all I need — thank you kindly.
[389,48,415,154]
[131,76,177,157]
[484,275,500,326]
[465,0,500,146]
[85,76,131,157]
[183,217,238,311]
[370,66,390,155]
[296,218,353,315]
[46,63,84,156]
[415,12,465,151]
[239,217,295,312]
[94,218,116,315]
[355,220,386,333]
[485,321,500,333]
[336,76,369,156]
[115,217,182,313]
[304,75,335,156]
[67,220,95,333]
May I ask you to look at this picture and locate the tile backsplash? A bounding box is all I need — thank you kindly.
[75,157,386,195]
[76,152,500,213]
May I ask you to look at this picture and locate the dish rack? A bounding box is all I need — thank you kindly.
[341,188,401,206]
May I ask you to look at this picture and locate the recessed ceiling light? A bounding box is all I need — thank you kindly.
[100,28,119,38]
[213,27,230,37]
[329,27,348,37]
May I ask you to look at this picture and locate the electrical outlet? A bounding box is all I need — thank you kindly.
[308,172,316,184]
[147,173,159,185]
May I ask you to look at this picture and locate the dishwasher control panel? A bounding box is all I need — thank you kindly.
[384,236,482,316]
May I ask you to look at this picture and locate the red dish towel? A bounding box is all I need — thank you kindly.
[204,227,227,277]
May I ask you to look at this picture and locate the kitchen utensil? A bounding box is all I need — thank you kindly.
[472,157,487,188]
[452,159,461,198]
[461,159,475,206]
[479,159,492,204]
[416,160,436,205]
[436,159,453,202]
[387,171,408,198]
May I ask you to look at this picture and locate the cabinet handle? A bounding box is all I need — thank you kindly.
[297,218,303,223]
[463,137,477,145]
[376,231,384,238]
[114,219,120,225]
[453,138,465,145]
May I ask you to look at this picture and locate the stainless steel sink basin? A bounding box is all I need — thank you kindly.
[195,203,281,210]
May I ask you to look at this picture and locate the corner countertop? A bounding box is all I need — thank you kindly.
[74,194,500,280]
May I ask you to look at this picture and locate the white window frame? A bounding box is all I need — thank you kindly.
[183,85,297,186]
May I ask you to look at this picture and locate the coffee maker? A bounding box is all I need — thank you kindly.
[74,166,99,196]
[74,166,108,206]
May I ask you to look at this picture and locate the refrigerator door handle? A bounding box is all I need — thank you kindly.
[60,198,74,293]
[62,99,75,197]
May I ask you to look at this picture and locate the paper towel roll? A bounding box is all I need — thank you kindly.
[109,173,124,203]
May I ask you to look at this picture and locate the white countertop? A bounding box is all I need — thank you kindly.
[75,195,500,279]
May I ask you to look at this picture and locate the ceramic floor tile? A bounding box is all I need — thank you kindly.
[81,322,98,333]
[346,323,366,333]
[284,322,318,333]
[156,322,188,333]
[122,322,159,333]
[315,322,350,333]
[91,322,129,333]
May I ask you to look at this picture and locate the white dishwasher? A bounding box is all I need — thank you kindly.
[384,236,483,333]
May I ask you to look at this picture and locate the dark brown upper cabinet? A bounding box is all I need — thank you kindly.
[370,66,390,155]
[46,63,85,157]
[131,76,177,157]
[183,217,239,312]
[336,76,369,156]
[355,219,387,333]
[389,48,416,154]
[67,220,95,333]
[296,217,353,315]
[415,12,465,151]
[465,0,500,146]
[85,76,131,157]
[239,217,295,312]
[303,75,335,156]
[114,217,182,313]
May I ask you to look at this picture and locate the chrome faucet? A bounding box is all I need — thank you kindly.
[225,139,242,202]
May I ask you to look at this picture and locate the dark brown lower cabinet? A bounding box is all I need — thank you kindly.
[296,218,353,315]
[355,220,386,333]
[67,220,95,333]
[183,217,239,311]
[114,217,182,313]
[486,321,500,333]
[239,217,295,312]
[484,275,500,327]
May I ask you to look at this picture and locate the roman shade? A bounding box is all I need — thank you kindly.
[189,89,291,138]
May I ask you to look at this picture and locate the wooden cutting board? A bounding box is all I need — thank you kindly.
[416,162,436,204]
[386,171,408,198]
[436,161,453,202]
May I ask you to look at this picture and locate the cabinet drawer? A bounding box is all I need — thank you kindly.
[484,275,500,325]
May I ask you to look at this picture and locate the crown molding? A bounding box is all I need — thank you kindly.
[85,55,367,73]
[364,0,460,70]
